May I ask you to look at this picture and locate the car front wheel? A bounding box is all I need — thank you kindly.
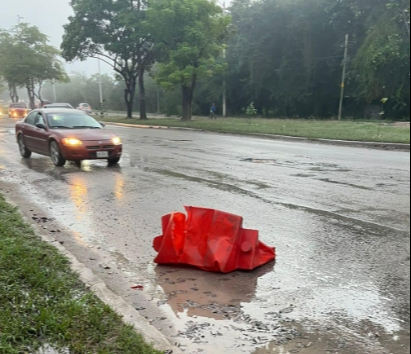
[50,141,66,167]
[18,135,32,158]
[108,157,121,165]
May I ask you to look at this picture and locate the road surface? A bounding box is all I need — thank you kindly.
[0,116,410,354]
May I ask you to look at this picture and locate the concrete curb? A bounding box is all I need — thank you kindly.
[107,122,410,151]
[5,197,183,354]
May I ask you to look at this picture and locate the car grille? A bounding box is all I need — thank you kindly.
[86,145,115,150]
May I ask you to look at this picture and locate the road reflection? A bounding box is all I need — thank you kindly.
[155,263,275,320]
[115,173,125,201]
[69,175,88,221]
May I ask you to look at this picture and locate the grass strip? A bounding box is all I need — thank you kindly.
[100,117,410,144]
[0,194,162,354]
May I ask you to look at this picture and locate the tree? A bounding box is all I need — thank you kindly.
[0,78,6,98]
[148,0,231,121]
[62,0,154,119]
[216,0,410,119]
[352,0,410,111]
[0,23,68,108]
[0,30,23,102]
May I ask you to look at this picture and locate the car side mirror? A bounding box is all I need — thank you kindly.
[100,122,106,128]
[36,123,47,130]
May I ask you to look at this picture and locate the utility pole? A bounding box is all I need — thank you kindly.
[223,47,227,118]
[52,79,57,102]
[83,74,88,103]
[157,86,161,115]
[338,34,349,121]
[222,2,227,118]
[98,58,103,107]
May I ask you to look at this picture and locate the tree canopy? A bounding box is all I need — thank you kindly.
[62,0,154,119]
[0,23,67,108]
[222,0,410,119]
[147,0,231,120]
[2,0,409,120]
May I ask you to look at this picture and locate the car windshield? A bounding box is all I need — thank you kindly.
[10,103,27,109]
[46,113,102,129]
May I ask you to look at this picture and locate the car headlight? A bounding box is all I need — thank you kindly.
[112,137,122,145]
[62,138,83,147]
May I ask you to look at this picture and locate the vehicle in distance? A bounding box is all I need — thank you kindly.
[15,108,122,167]
[43,103,74,109]
[37,100,52,108]
[9,103,28,118]
[77,103,92,114]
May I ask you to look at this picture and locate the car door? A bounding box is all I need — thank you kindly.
[31,112,50,155]
[22,111,38,151]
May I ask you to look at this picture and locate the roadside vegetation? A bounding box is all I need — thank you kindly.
[101,117,411,144]
[1,0,409,121]
[0,194,162,354]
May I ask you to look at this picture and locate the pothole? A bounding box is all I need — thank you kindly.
[241,158,277,164]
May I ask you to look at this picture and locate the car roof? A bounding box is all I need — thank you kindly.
[45,103,73,106]
[37,108,87,114]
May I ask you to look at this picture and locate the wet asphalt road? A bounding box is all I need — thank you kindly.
[0,116,410,354]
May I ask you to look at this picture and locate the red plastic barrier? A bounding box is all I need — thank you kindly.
[153,207,276,273]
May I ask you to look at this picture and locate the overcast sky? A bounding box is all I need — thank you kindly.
[1,0,231,77]
[1,0,119,76]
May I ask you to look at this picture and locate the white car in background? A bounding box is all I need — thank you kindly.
[43,103,74,109]
[77,103,92,115]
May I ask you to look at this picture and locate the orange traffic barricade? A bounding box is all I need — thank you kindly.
[153,207,276,273]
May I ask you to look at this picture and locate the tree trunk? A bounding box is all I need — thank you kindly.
[124,77,137,119]
[9,84,18,102]
[26,81,36,109]
[34,80,44,105]
[181,76,197,121]
[181,86,192,121]
[138,68,148,120]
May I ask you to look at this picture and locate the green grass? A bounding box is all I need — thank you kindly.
[101,116,410,144]
[0,195,163,354]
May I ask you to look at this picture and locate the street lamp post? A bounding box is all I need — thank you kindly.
[98,57,103,108]
[222,2,227,118]
[52,79,57,102]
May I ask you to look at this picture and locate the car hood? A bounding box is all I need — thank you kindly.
[53,129,117,141]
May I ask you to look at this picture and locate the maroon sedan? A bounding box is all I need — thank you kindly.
[15,108,122,167]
